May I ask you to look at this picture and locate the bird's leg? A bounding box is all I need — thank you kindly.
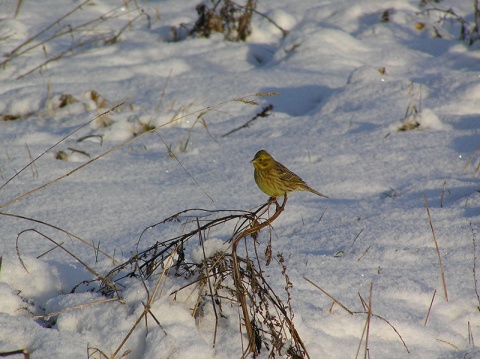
[267,196,281,211]
[268,194,287,210]
[269,194,287,210]
[280,193,287,209]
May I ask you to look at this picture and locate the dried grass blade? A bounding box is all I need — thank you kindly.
[423,194,448,301]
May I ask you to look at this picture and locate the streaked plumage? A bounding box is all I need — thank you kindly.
[251,150,328,199]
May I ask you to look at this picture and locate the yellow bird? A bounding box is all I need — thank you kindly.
[251,150,328,199]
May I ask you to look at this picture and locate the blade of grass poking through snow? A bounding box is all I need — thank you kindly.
[423,193,448,301]
[155,69,172,113]
[355,284,373,359]
[14,0,25,18]
[424,289,437,326]
[464,144,480,176]
[199,117,219,145]
[470,223,480,309]
[24,143,38,179]
[468,321,475,346]
[177,112,219,149]
[154,131,214,202]
[364,283,373,359]
[357,291,409,354]
[440,180,447,208]
[303,276,354,315]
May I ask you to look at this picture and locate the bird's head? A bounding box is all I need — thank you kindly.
[251,150,274,170]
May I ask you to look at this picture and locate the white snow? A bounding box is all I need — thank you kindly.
[190,238,227,264]
[1,0,480,358]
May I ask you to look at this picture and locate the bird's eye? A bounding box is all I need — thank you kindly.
[258,158,262,162]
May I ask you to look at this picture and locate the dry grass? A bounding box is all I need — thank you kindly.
[190,0,258,41]
[470,223,480,311]
[423,194,448,301]
[417,1,480,46]
[99,195,309,358]
[397,82,422,132]
[222,103,274,137]
[1,0,149,80]
[464,144,480,176]
[424,289,437,326]
[305,278,409,356]
[171,0,288,42]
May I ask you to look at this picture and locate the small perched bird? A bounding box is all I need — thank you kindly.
[251,150,328,199]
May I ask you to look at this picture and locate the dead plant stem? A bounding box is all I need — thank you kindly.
[231,195,287,357]
[424,289,436,326]
[423,194,448,301]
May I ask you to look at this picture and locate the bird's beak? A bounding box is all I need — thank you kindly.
[250,158,255,164]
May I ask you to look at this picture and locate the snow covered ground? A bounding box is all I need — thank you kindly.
[1,0,480,357]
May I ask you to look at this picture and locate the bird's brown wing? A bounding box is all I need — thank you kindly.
[277,162,329,198]
[276,162,305,185]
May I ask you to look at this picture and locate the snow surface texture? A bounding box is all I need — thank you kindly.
[1,0,480,358]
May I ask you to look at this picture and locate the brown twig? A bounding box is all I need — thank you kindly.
[36,241,65,259]
[464,145,480,176]
[468,321,475,347]
[231,195,287,356]
[155,131,214,202]
[221,104,273,137]
[370,312,409,353]
[436,337,459,349]
[364,283,373,359]
[424,288,437,326]
[0,349,30,359]
[440,180,446,208]
[471,223,480,309]
[303,276,354,315]
[423,194,448,301]
[198,218,219,347]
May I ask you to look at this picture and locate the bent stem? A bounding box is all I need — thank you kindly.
[231,194,287,357]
